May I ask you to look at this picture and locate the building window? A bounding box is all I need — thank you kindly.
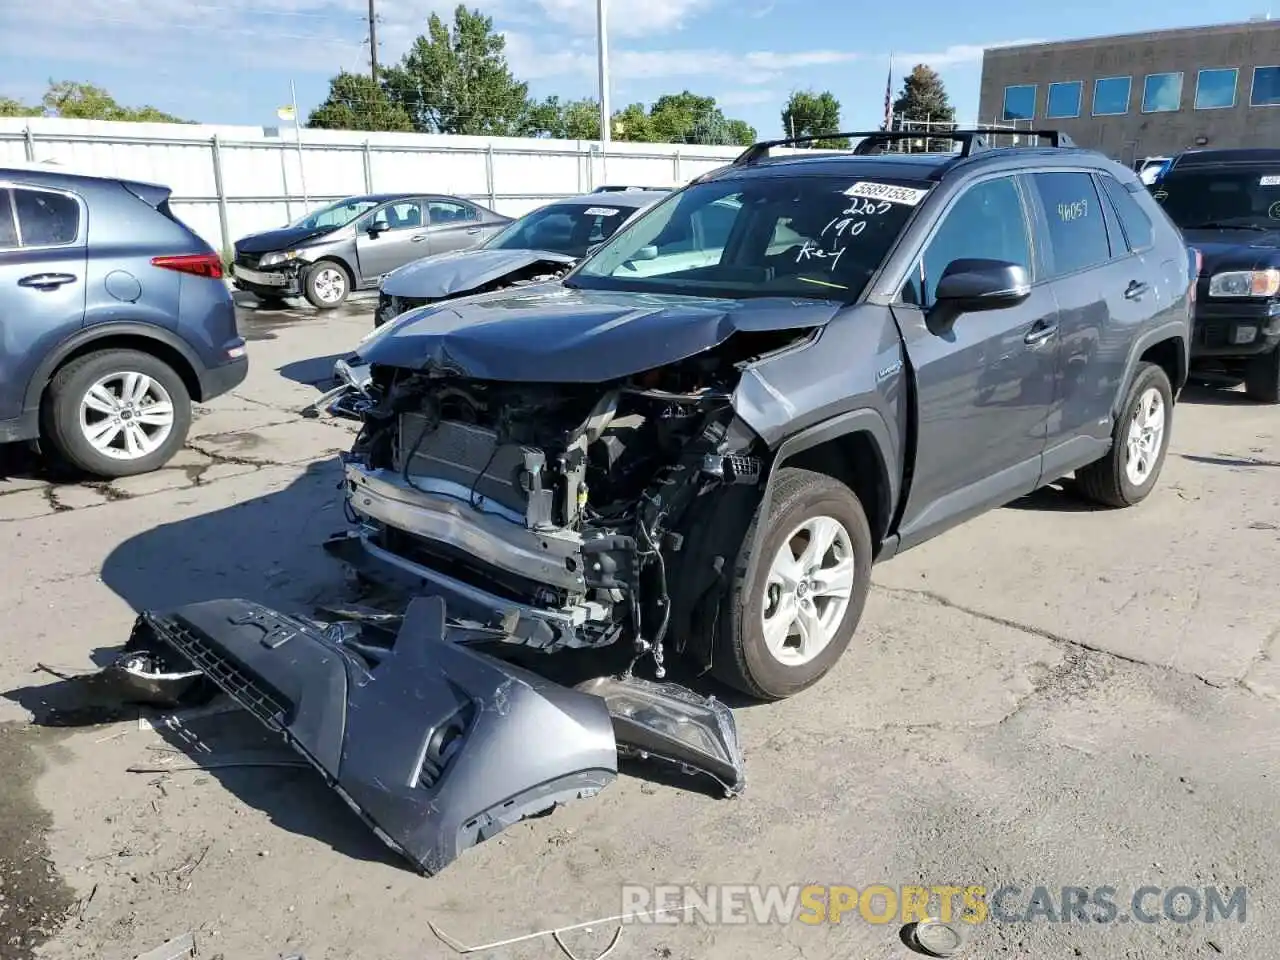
[1092,76,1132,116]
[1142,72,1183,113]
[1251,65,1280,106]
[1046,81,1083,119]
[1002,84,1036,122]
[1195,68,1238,109]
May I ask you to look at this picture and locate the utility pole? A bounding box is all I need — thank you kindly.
[596,0,610,143]
[368,0,379,83]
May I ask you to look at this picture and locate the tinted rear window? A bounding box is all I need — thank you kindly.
[1099,175,1155,251]
[0,190,16,249]
[1153,165,1280,230]
[13,188,79,246]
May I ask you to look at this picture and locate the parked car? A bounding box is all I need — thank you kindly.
[374,189,669,327]
[161,129,1193,877]
[0,164,246,477]
[1150,148,1280,401]
[230,193,510,311]
[319,127,1193,700]
[1137,156,1171,186]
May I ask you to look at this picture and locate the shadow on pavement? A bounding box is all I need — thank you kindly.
[277,354,347,389]
[1178,381,1260,406]
[1005,479,1105,513]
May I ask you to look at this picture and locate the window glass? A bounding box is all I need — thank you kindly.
[1152,165,1280,230]
[0,191,16,249]
[1002,85,1036,121]
[13,188,79,246]
[289,198,380,229]
[428,200,477,223]
[571,175,928,302]
[1046,81,1083,119]
[1251,66,1280,106]
[1195,68,1238,109]
[1099,175,1155,251]
[368,201,424,230]
[1030,172,1113,276]
[1142,73,1183,113]
[1093,77,1132,116]
[917,177,1031,307]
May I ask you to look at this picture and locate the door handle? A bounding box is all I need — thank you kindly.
[18,272,76,290]
[411,234,428,242]
[1024,321,1058,345]
[466,227,481,235]
[1124,280,1150,300]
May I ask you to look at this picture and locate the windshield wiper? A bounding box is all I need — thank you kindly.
[1183,221,1270,231]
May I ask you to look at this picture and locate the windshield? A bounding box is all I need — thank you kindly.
[289,198,381,231]
[1153,166,1280,230]
[483,202,640,257]
[567,175,929,301]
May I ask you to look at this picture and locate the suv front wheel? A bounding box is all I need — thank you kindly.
[42,348,193,478]
[714,467,873,701]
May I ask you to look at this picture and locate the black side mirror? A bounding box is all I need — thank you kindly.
[934,258,1031,312]
[367,221,390,237]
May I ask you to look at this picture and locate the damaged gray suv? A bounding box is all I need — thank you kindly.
[330,129,1192,700]
[130,130,1193,877]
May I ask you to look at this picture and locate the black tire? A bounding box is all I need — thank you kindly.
[1075,361,1173,508]
[1243,346,1280,403]
[303,260,351,310]
[712,467,874,701]
[41,349,192,479]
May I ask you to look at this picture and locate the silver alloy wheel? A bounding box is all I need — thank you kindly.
[78,371,176,461]
[760,514,856,667]
[312,266,347,304]
[1124,386,1166,486]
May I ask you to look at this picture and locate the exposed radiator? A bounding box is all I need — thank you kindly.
[396,414,533,513]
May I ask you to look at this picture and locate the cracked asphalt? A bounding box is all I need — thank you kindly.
[1,296,1279,960]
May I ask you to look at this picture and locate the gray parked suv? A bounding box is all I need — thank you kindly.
[0,164,247,477]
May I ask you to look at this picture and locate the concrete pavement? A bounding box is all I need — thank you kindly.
[1,298,1277,960]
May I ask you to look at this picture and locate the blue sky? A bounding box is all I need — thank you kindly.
[0,0,1273,137]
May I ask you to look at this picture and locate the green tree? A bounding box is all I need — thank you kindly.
[308,71,413,131]
[891,64,955,126]
[382,5,529,135]
[524,96,600,139]
[781,90,848,147]
[611,102,656,143]
[41,81,188,122]
[644,91,756,145]
[0,95,41,118]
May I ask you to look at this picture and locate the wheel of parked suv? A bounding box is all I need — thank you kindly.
[1074,361,1173,508]
[303,260,350,310]
[41,348,192,479]
[713,467,873,701]
[1244,347,1280,403]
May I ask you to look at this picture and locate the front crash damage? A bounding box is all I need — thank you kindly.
[134,595,744,875]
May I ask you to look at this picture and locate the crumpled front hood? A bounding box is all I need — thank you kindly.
[1183,228,1280,275]
[359,283,844,382]
[381,248,577,298]
[235,224,336,255]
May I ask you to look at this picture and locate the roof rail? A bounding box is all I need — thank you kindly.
[731,129,1077,166]
[591,184,667,193]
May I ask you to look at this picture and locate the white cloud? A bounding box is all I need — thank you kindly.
[716,88,781,107]
[891,40,1046,69]
[531,0,715,38]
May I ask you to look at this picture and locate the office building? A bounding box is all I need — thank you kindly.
[978,19,1280,163]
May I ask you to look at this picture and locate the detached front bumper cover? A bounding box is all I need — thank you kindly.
[137,595,745,875]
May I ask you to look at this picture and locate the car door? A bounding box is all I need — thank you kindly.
[425,198,487,255]
[891,173,1060,548]
[353,199,429,282]
[1026,169,1156,479]
[0,184,88,423]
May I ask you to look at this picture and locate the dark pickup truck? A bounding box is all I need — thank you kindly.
[134,130,1194,877]
[1151,148,1280,401]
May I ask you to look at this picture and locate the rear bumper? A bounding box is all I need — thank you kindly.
[198,355,249,401]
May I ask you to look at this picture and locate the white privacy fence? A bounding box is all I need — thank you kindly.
[0,118,746,254]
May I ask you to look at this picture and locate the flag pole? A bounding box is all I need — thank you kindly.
[883,53,894,132]
[290,80,309,208]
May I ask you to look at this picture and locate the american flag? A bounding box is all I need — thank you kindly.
[882,55,893,130]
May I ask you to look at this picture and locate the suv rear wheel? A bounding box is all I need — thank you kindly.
[42,349,192,478]
[304,260,350,310]
[1243,346,1280,403]
[1075,361,1173,507]
[713,467,873,701]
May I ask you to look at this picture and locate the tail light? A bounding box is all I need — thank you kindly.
[151,253,224,280]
